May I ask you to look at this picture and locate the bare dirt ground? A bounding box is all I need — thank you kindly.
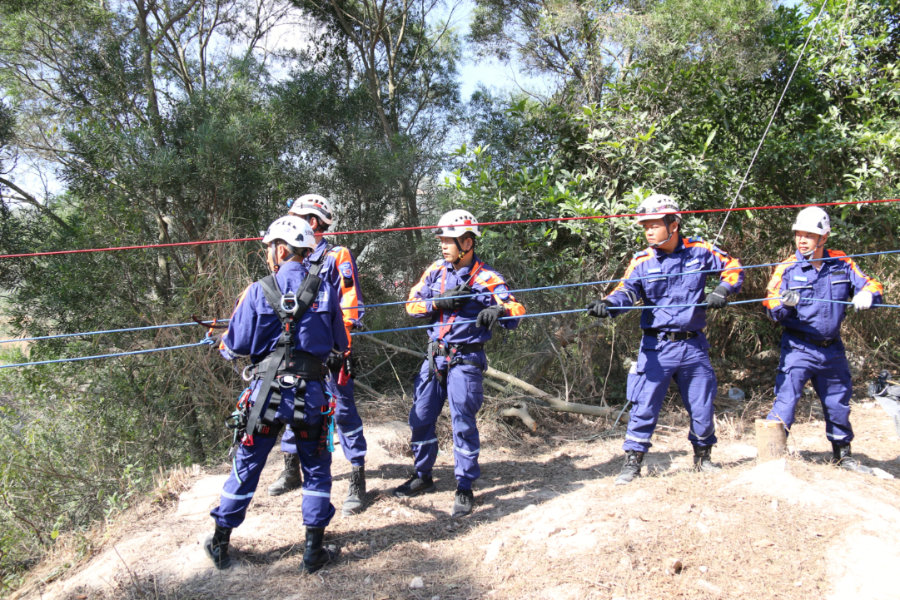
[13,395,900,600]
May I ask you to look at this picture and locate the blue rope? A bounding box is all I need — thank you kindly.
[359,248,900,311]
[0,319,229,345]
[0,293,884,368]
[805,298,900,309]
[0,341,209,369]
[351,297,773,337]
[6,248,896,345]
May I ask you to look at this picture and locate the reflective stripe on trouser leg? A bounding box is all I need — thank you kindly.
[409,357,446,478]
[447,361,485,489]
[331,377,367,466]
[210,433,278,528]
[673,343,718,446]
[298,380,335,528]
[768,338,854,443]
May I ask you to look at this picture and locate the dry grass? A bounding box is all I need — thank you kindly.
[12,386,900,600]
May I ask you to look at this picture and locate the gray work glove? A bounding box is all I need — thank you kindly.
[782,290,800,307]
[705,285,729,309]
[586,299,612,319]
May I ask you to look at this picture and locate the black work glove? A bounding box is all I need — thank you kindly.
[586,299,612,319]
[326,350,344,374]
[781,290,800,307]
[476,304,506,330]
[432,284,471,311]
[705,285,729,309]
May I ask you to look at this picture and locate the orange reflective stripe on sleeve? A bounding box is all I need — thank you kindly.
[328,246,363,346]
[475,268,526,317]
[834,251,885,296]
[763,255,796,310]
[407,260,444,316]
[606,254,651,298]
[684,238,742,288]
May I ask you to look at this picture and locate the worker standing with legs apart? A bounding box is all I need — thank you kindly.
[393,209,526,517]
[586,194,743,484]
[205,216,347,573]
[762,206,883,473]
[268,194,370,516]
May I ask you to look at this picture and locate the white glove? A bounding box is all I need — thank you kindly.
[851,290,873,311]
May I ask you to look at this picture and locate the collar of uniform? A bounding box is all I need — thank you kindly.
[276,260,307,276]
[651,235,684,259]
[445,253,481,277]
[794,248,830,271]
[307,238,330,264]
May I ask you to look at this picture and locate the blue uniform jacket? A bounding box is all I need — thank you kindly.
[764,248,883,342]
[604,236,744,332]
[219,260,348,363]
[406,253,526,345]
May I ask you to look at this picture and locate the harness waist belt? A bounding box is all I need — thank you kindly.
[428,340,484,356]
[252,350,326,382]
[785,329,837,348]
[643,329,699,341]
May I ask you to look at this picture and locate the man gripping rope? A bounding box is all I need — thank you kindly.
[586,194,744,484]
[267,194,370,516]
[205,216,347,573]
[763,206,883,473]
[393,209,525,517]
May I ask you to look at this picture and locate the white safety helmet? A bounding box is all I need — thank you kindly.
[635,194,681,223]
[261,215,317,252]
[792,206,830,236]
[288,193,334,225]
[435,209,481,238]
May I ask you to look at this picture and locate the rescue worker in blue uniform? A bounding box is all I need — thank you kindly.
[393,209,526,517]
[268,194,370,516]
[586,194,743,484]
[205,216,347,573]
[763,206,883,473]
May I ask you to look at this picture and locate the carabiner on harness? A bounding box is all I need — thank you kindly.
[281,291,299,315]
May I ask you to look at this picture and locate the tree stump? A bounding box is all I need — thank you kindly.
[755,419,786,461]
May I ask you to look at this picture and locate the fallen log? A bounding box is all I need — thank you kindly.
[361,336,617,418]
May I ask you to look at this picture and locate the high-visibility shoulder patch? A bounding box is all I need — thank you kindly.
[633,250,649,259]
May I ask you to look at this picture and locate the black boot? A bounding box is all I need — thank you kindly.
[615,450,644,485]
[302,527,340,574]
[692,444,721,473]
[832,443,873,474]
[204,524,232,569]
[342,466,366,516]
[393,473,435,497]
[269,452,302,496]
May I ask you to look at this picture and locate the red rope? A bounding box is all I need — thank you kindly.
[2,198,897,259]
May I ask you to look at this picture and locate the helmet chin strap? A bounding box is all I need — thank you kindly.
[650,220,677,249]
[800,235,826,259]
[452,237,471,266]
